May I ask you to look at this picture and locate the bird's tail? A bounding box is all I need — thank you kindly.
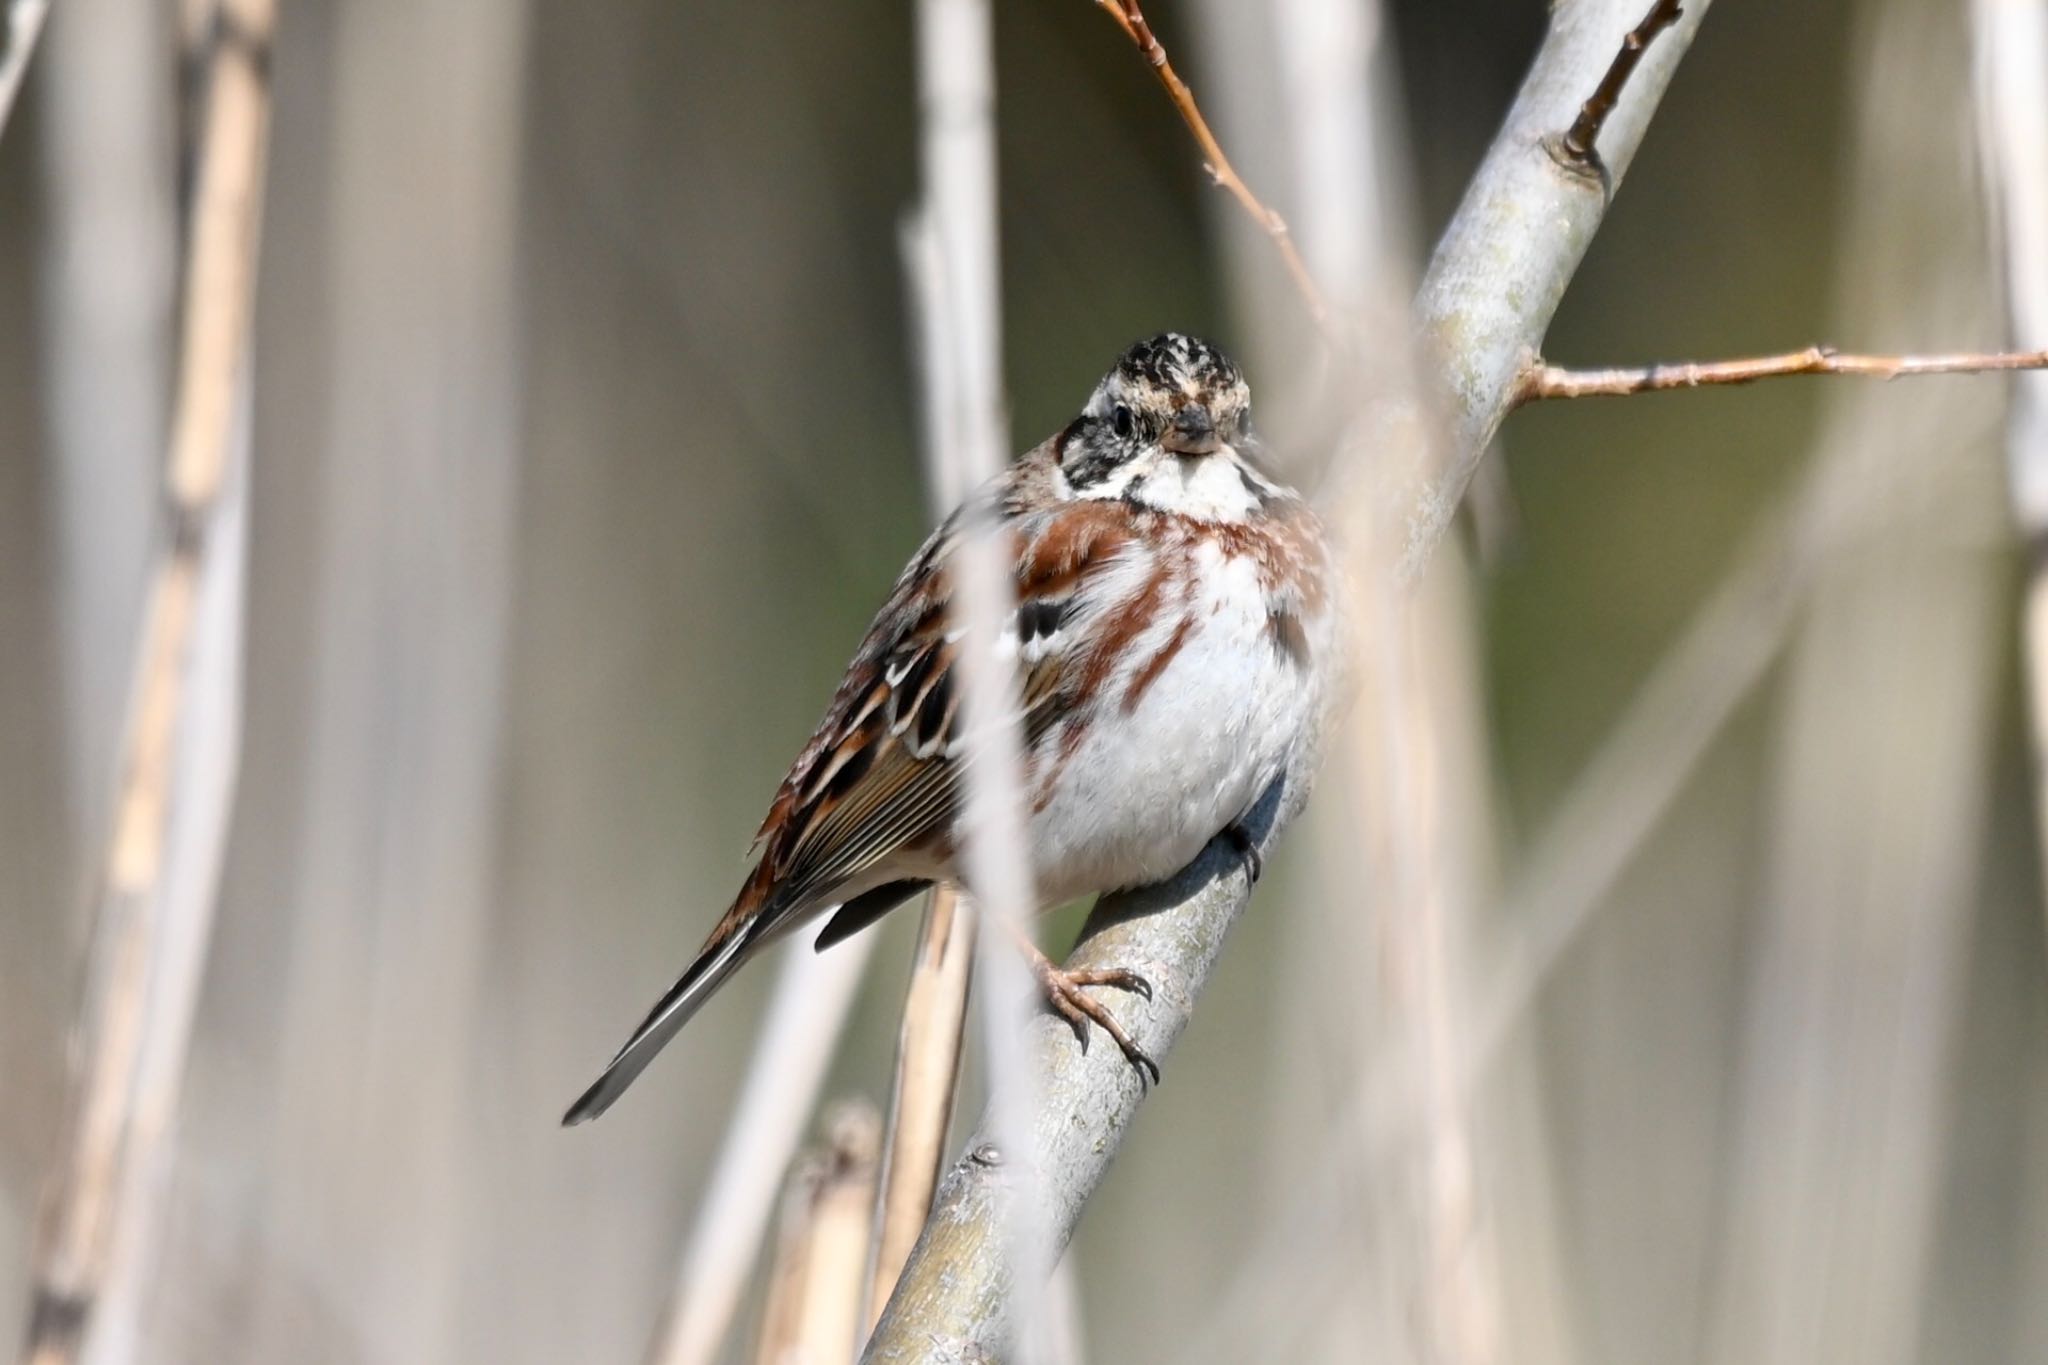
[561,920,759,1125]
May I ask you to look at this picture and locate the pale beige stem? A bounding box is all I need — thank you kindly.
[19,2,274,1361]
[753,1105,882,1365]
[863,888,976,1333]
[1707,5,2001,1362]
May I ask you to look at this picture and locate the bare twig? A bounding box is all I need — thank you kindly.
[1091,0,1334,336]
[1518,344,2048,403]
[645,938,876,1365]
[1554,0,1687,182]
[0,0,52,145]
[863,887,975,1333]
[18,2,274,1361]
[752,1104,883,1365]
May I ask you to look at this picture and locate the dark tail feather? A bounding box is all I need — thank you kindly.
[562,926,756,1125]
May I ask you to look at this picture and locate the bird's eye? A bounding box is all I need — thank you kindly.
[1111,404,1135,439]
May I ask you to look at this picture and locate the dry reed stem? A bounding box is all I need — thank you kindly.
[1707,10,1998,1355]
[1519,344,2048,402]
[895,0,1051,1357]
[644,938,876,1365]
[753,1105,883,1365]
[18,1,274,1361]
[863,887,975,1333]
[0,0,52,145]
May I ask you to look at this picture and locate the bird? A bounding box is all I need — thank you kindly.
[563,333,1337,1125]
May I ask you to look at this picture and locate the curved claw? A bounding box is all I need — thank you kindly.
[1029,957,1161,1086]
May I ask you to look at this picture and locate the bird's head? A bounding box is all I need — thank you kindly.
[1057,334,1276,520]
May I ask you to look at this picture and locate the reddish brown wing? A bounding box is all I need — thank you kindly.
[718,486,1138,942]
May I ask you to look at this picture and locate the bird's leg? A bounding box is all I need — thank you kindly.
[1000,921,1160,1085]
[1223,821,1263,885]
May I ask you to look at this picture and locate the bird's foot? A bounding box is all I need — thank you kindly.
[1017,937,1160,1085]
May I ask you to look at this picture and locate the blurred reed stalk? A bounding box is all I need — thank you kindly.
[1974,0,2048,918]
[18,2,273,1362]
[647,940,875,1365]
[32,0,175,855]
[866,0,1051,1356]
[0,0,51,142]
[869,3,1711,1358]
[1197,0,1519,1357]
[1706,3,2004,1361]
[660,0,1033,1350]
[861,886,974,1333]
[751,1104,881,1365]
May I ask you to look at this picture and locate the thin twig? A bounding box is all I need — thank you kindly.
[18,2,274,1361]
[1092,0,1334,336]
[1517,344,2048,403]
[0,0,53,147]
[863,887,976,1334]
[1554,0,1687,182]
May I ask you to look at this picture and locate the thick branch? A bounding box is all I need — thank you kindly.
[1518,344,2048,402]
[1409,0,1710,577]
[862,775,1299,1363]
[862,1,1712,1358]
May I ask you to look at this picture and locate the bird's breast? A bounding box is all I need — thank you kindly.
[1024,534,1330,905]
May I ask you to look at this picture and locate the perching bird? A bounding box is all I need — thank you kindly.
[564,334,1337,1124]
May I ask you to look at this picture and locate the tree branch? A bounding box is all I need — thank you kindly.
[1555,0,1687,184]
[1407,0,1709,577]
[1518,344,2048,402]
[861,2,1713,1357]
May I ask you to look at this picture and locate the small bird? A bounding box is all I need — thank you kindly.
[564,334,1336,1124]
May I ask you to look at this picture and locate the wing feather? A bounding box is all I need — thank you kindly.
[742,481,1139,931]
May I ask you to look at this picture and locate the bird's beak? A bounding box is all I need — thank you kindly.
[1162,405,1220,457]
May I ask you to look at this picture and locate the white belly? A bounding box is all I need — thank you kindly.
[1026,543,1325,905]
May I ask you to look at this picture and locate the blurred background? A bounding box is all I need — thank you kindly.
[3,0,2045,1361]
